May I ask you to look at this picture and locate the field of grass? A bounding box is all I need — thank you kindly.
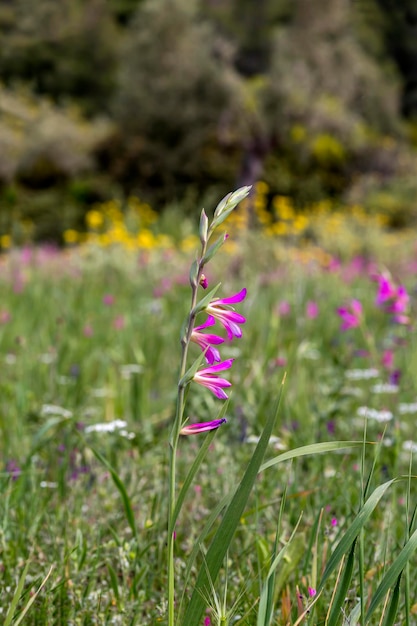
[1,190,417,625]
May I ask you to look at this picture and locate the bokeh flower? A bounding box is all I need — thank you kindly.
[306,300,319,319]
[337,299,362,330]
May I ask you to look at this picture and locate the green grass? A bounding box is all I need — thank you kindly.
[1,230,417,625]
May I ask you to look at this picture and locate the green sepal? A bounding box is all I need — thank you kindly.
[189,258,199,288]
[192,282,221,316]
[213,186,251,216]
[178,350,208,388]
[201,233,227,265]
[211,186,251,226]
[199,209,208,245]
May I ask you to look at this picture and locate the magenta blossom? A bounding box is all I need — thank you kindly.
[375,274,396,305]
[191,316,224,364]
[206,288,246,340]
[180,418,226,435]
[337,299,362,330]
[193,359,233,399]
[306,300,319,319]
[387,285,410,324]
[375,275,410,324]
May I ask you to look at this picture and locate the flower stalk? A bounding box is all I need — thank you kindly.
[167,188,250,626]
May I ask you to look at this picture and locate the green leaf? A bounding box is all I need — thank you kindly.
[88,443,137,541]
[318,478,396,592]
[381,575,401,626]
[170,401,229,533]
[257,510,303,626]
[201,233,227,265]
[192,282,221,316]
[365,524,417,621]
[182,379,284,624]
[326,540,356,626]
[260,441,364,473]
[4,562,54,626]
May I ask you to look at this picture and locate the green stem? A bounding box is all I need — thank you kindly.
[167,239,208,626]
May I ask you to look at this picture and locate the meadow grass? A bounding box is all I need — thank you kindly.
[1,205,417,625]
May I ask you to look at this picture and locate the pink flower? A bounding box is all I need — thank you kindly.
[277,300,291,317]
[206,288,246,340]
[83,324,94,337]
[381,349,394,369]
[103,294,114,306]
[113,315,125,330]
[387,285,410,324]
[275,356,287,367]
[191,316,224,364]
[308,587,317,598]
[375,275,410,324]
[193,359,233,399]
[306,300,319,319]
[337,299,362,330]
[0,310,11,324]
[375,275,396,305]
[180,418,227,435]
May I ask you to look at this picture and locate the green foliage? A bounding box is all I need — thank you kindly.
[0,0,119,115]
[1,0,417,233]
[112,0,251,200]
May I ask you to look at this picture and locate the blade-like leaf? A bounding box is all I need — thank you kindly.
[366,525,417,621]
[171,401,229,532]
[260,441,364,473]
[326,540,356,626]
[381,575,401,626]
[318,479,396,592]
[88,443,137,541]
[182,379,285,625]
[192,283,221,316]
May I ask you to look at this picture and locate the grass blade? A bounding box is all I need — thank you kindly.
[326,540,356,626]
[365,525,417,621]
[88,442,137,541]
[259,441,364,473]
[318,478,396,592]
[182,379,285,625]
[381,575,401,626]
[171,401,229,532]
[3,559,32,626]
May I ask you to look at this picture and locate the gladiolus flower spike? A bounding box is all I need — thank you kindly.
[193,359,234,400]
[190,316,224,364]
[206,288,247,340]
[180,418,227,436]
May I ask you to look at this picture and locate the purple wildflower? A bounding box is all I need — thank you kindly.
[206,288,247,340]
[6,459,21,481]
[190,316,224,364]
[375,275,410,324]
[337,299,362,330]
[376,274,397,305]
[306,300,319,319]
[180,418,227,435]
[193,359,233,399]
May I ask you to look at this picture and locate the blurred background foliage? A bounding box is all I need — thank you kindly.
[1,0,417,241]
